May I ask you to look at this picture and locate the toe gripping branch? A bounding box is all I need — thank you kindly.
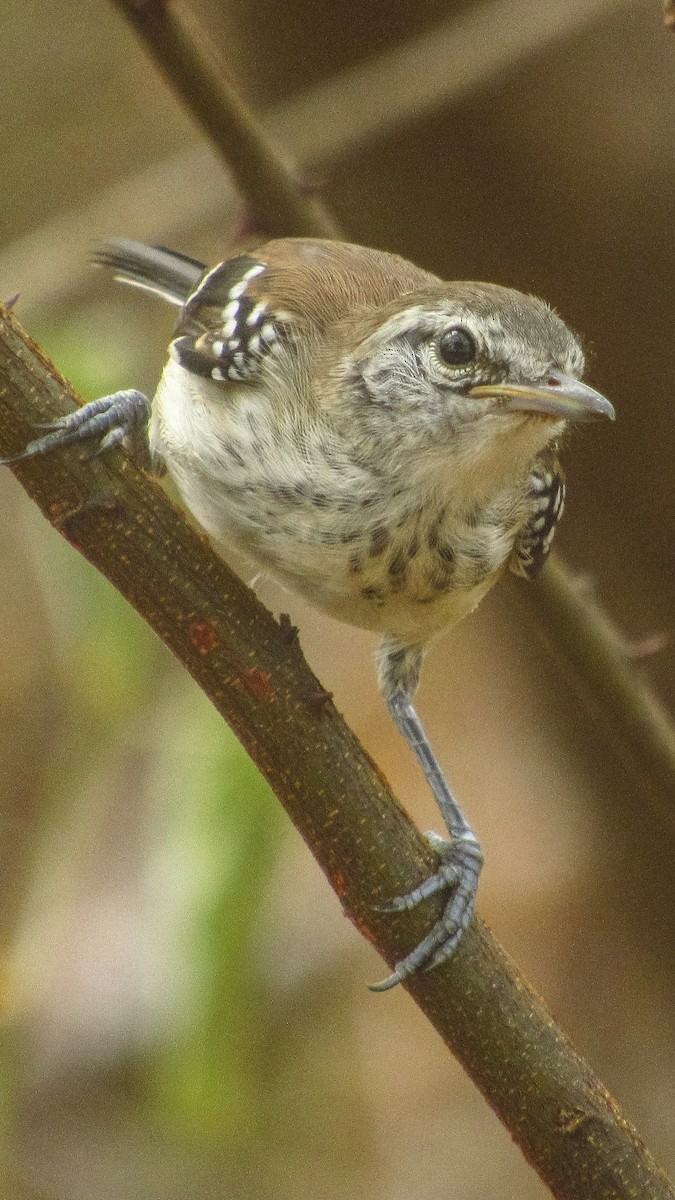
[0,390,150,464]
[371,690,484,991]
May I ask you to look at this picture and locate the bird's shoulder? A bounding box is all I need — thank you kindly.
[169,238,440,386]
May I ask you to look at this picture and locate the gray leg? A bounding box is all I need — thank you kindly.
[1,390,150,464]
[371,640,483,991]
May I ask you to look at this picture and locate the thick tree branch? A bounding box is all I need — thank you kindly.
[1,310,674,1200]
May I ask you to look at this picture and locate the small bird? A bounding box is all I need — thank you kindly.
[10,237,615,989]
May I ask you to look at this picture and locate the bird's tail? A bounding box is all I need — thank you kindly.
[92,239,206,307]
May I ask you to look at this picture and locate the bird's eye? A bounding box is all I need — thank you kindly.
[438,326,476,367]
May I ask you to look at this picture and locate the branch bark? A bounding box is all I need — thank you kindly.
[1,307,674,1200]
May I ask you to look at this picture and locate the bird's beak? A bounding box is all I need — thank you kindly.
[469,371,615,422]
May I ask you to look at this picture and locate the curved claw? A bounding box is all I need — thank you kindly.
[369,919,452,991]
[370,834,483,992]
[33,414,85,431]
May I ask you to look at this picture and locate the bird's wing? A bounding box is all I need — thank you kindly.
[510,452,566,580]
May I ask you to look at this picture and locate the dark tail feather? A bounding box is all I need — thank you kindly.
[92,239,206,307]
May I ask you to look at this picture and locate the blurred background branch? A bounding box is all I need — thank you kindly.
[0,0,627,317]
[110,0,341,238]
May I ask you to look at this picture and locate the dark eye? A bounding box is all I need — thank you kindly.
[438,326,476,367]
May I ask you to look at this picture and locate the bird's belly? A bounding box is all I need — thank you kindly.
[286,526,511,642]
[164,464,511,643]
[302,570,502,643]
[152,362,519,643]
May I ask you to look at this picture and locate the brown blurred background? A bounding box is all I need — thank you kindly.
[1,1,675,1197]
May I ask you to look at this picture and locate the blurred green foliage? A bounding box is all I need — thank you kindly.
[149,702,283,1144]
[14,318,285,1152]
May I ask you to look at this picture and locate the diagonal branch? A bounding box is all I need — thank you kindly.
[519,557,675,804]
[1,306,674,1200]
[0,0,627,318]
[110,0,341,240]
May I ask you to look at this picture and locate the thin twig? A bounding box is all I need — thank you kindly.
[1,308,673,1200]
[516,558,675,805]
[110,0,341,240]
[0,0,627,317]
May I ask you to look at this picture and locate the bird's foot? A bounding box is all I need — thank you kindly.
[370,831,483,991]
[0,390,150,464]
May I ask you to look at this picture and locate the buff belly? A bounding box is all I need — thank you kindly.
[152,360,519,644]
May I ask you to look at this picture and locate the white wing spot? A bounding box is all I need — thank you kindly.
[247,302,267,326]
[228,280,248,300]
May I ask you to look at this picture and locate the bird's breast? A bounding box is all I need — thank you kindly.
[151,360,524,642]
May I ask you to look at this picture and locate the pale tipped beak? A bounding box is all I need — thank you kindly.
[469,371,615,422]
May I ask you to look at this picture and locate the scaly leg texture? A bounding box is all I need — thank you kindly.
[372,640,483,991]
[1,390,150,463]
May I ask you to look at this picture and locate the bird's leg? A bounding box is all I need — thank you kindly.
[371,639,483,991]
[0,390,151,465]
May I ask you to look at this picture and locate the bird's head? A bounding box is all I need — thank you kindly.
[335,281,614,491]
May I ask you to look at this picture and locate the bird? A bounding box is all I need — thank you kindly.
[8,236,615,989]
